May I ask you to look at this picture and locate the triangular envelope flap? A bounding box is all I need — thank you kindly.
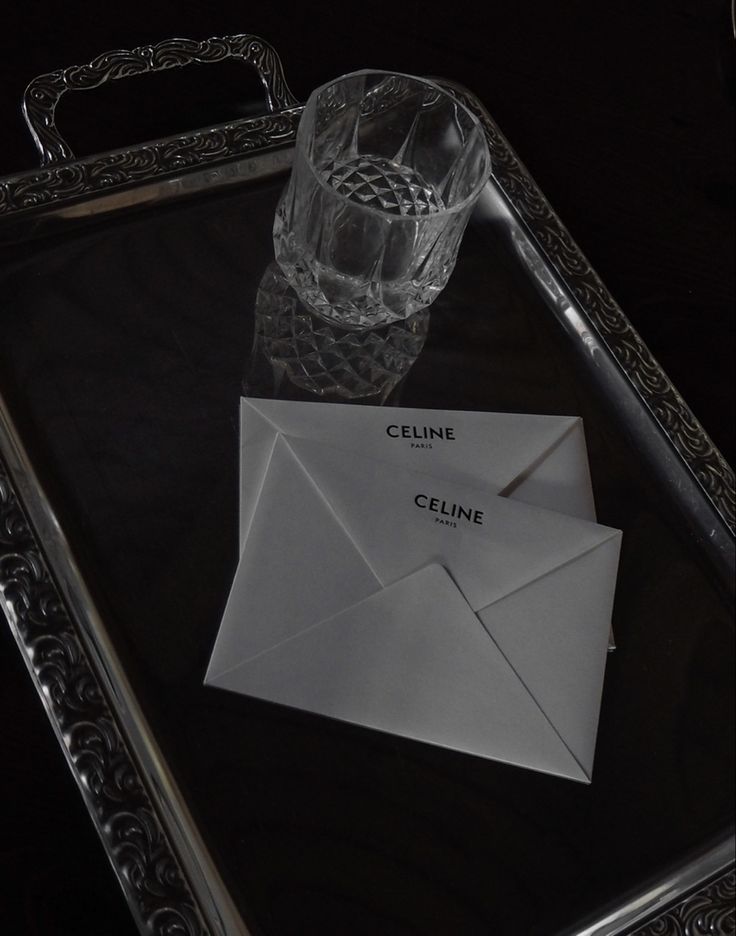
[502,421,597,522]
[207,436,380,679]
[242,398,380,548]
[285,435,618,613]
[215,564,588,782]
[241,399,592,547]
[478,533,622,778]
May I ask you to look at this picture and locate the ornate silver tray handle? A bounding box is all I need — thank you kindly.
[22,34,299,167]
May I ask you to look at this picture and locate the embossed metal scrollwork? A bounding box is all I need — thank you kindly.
[0,110,301,216]
[22,34,299,166]
[0,464,209,935]
[630,869,735,935]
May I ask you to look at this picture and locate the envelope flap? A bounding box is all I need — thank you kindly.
[213,563,588,782]
[501,421,597,521]
[286,434,619,613]
[478,533,622,778]
[207,435,380,680]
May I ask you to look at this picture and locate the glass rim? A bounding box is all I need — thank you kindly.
[299,68,493,221]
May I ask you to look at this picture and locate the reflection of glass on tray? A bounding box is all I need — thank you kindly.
[245,261,429,403]
[274,70,491,329]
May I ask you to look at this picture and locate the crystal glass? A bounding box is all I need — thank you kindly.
[274,70,491,329]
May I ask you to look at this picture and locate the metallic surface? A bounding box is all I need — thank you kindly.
[0,411,222,933]
[568,836,734,935]
[21,34,299,167]
[630,864,735,936]
[0,393,248,934]
[0,36,732,936]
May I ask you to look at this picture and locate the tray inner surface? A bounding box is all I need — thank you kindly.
[0,172,733,935]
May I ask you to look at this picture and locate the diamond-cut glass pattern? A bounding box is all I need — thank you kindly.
[323,155,444,216]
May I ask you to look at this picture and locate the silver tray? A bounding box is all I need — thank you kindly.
[0,35,733,936]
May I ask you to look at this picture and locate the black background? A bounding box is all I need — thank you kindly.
[0,2,733,933]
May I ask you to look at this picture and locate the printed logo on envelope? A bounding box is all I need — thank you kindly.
[386,423,456,448]
[414,493,484,527]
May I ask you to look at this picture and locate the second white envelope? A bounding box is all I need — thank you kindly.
[239,398,598,548]
[209,433,621,783]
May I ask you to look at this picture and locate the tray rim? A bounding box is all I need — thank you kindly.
[0,75,733,936]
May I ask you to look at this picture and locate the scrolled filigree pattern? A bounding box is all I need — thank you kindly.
[0,109,300,217]
[630,869,735,935]
[0,460,208,935]
[22,33,299,166]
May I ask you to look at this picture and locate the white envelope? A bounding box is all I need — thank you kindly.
[209,434,621,783]
[239,398,597,548]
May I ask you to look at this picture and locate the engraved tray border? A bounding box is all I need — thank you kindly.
[0,36,733,936]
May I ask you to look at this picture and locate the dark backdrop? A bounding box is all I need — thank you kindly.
[0,2,733,933]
